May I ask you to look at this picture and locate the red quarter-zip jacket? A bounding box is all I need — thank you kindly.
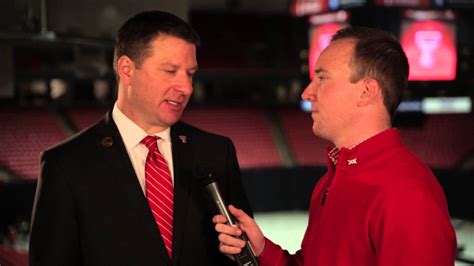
[259,129,456,266]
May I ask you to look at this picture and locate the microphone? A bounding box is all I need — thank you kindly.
[196,167,259,266]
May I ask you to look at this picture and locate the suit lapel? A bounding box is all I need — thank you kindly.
[170,122,195,264]
[97,112,171,264]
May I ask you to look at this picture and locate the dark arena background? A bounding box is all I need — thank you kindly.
[0,0,473,265]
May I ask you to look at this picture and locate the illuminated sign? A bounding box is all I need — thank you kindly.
[401,19,457,81]
[291,0,329,16]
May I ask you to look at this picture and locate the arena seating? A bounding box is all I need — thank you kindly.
[279,107,474,169]
[399,114,474,169]
[182,106,283,169]
[1,106,472,180]
[277,106,330,166]
[64,106,108,131]
[0,108,69,180]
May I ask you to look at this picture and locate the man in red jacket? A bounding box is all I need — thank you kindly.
[213,26,457,265]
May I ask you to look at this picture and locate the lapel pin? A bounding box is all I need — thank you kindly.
[347,158,358,165]
[179,135,187,144]
[101,137,113,147]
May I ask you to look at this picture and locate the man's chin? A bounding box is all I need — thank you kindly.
[312,126,323,138]
[162,116,181,127]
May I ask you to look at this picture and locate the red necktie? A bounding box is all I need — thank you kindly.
[141,135,174,258]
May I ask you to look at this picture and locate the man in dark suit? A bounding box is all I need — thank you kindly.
[29,10,253,266]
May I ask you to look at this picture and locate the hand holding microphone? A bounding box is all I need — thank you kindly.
[197,168,263,266]
[213,205,266,262]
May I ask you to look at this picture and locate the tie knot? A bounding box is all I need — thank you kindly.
[141,135,160,151]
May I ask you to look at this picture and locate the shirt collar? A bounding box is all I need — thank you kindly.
[326,128,400,167]
[327,136,363,166]
[328,147,340,165]
[112,103,171,149]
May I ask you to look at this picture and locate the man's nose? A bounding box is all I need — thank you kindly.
[175,73,193,95]
[301,84,313,101]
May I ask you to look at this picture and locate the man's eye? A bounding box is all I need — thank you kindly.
[164,70,176,74]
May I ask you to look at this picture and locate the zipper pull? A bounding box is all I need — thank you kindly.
[321,186,329,205]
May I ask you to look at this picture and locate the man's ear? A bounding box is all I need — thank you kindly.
[117,55,135,85]
[357,78,381,107]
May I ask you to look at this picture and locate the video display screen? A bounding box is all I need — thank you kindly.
[400,19,457,81]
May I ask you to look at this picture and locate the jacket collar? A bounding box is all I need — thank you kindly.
[326,128,402,172]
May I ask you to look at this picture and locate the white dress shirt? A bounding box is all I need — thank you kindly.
[112,103,174,194]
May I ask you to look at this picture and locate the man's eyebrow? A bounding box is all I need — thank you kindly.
[315,67,328,74]
[159,63,198,71]
[159,62,179,68]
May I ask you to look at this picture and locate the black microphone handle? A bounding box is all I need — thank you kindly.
[205,182,259,266]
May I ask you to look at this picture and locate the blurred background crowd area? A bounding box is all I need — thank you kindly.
[0,0,473,265]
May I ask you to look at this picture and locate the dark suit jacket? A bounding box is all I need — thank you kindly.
[29,112,253,266]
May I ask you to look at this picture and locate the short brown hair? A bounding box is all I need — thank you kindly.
[113,10,200,77]
[332,26,409,119]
